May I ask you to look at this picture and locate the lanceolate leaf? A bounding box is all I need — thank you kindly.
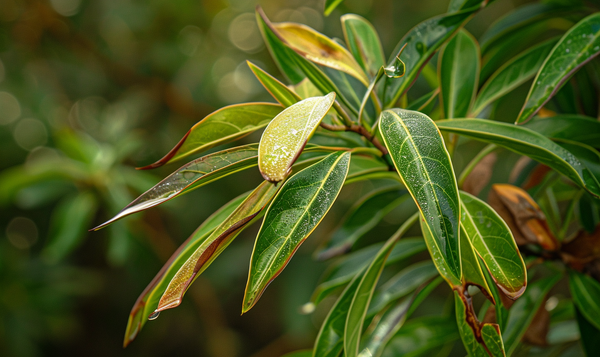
[258,93,336,182]
[516,13,600,123]
[380,109,461,279]
[156,181,279,313]
[324,0,344,16]
[139,104,282,169]
[243,152,350,312]
[459,224,493,299]
[123,193,246,347]
[271,22,369,86]
[439,29,480,119]
[523,115,600,149]
[436,119,600,198]
[472,38,557,116]
[317,187,409,260]
[247,61,301,107]
[460,191,526,299]
[93,145,259,230]
[341,14,386,78]
[569,270,600,331]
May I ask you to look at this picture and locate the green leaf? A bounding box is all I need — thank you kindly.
[247,61,301,107]
[282,350,312,357]
[516,13,600,123]
[381,316,459,357]
[459,223,493,298]
[344,213,419,357]
[92,145,259,230]
[256,8,305,84]
[447,0,487,13]
[472,38,557,116]
[123,193,246,347]
[523,115,600,149]
[156,180,279,313]
[503,274,561,355]
[569,270,600,331]
[324,0,344,16]
[344,155,390,184]
[383,7,480,107]
[243,152,350,312]
[258,92,336,182]
[271,22,369,86]
[454,291,505,357]
[380,109,461,280]
[341,14,386,78]
[439,29,480,119]
[367,260,438,316]
[575,306,600,357]
[436,119,600,198]
[459,191,526,299]
[311,238,426,304]
[317,187,409,260]
[138,103,281,169]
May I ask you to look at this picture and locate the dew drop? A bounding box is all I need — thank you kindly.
[148,311,160,320]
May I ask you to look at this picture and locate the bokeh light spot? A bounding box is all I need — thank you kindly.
[13,118,48,151]
[6,217,38,249]
[228,13,263,53]
[0,91,21,125]
[49,0,81,17]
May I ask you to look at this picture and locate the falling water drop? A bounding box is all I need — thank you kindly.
[148,311,160,320]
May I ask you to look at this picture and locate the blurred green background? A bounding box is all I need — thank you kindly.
[0,0,532,355]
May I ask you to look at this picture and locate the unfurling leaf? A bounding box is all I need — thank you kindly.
[341,14,386,78]
[516,13,600,123]
[380,109,461,280]
[243,152,350,312]
[258,92,336,182]
[138,103,282,169]
[155,181,279,313]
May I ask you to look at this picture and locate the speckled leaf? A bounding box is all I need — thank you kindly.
[248,61,301,107]
[516,13,600,123]
[523,115,600,149]
[472,38,557,116]
[341,14,385,78]
[139,104,282,169]
[317,187,409,260]
[436,119,600,198]
[123,193,246,347]
[155,180,278,313]
[243,152,350,312]
[380,109,461,280]
[92,145,259,230]
[439,30,480,119]
[569,270,600,331]
[271,22,368,86]
[258,92,335,182]
[460,191,526,300]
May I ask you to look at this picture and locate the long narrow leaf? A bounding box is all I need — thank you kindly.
[523,115,600,149]
[569,270,600,331]
[341,14,386,78]
[248,61,301,107]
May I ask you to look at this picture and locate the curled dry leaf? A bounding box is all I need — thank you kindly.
[561,225,600,270]
[463,152,497,196]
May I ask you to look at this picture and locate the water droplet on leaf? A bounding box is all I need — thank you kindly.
[148,311,160,320]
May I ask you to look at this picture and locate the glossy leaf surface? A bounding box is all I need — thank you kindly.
[569,270,600,331]
[523,115,600,149]
[248,61,301,107]
[459,224,492,298]
[272,22,368,85]
[517,13,600,123]
[472,38,556,116]
[258,92,335,182]
[341,14,385,78]
[93,145,259,230]
[123,194,246,347]
[439,29,479,119]
[156,181,278,313]
[460,191,526,299]
[139,104,281,169]
[317,187,408,260]
[243,152,350,312]
[380,109,461,279]
[436,119,600,198]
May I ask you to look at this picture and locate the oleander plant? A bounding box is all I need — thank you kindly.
[92,0,600,355]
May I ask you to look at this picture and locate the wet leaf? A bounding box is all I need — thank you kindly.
[523,115,600,149]
[380,109,461,280]
[316,187,409,260]
[436,119,600,198]
[439,29,480,119]
[341,14,386,78]
[138,104,282,169]
[459,224,493,299]
[460,191,527,300]
[472,38,557,116]
[569,270,600,331]
[258,92,336,182]
[248,61,301,107]
[271,22,369,86]
[123,193,246,347]
[516,13,600,123]
[156,180,278,313]
[243,152,350,312]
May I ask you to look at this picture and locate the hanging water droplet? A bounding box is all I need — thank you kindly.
[148,311,160,320]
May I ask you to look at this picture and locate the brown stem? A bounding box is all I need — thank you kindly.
[320,122,347,131]
[347,124,388,156]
